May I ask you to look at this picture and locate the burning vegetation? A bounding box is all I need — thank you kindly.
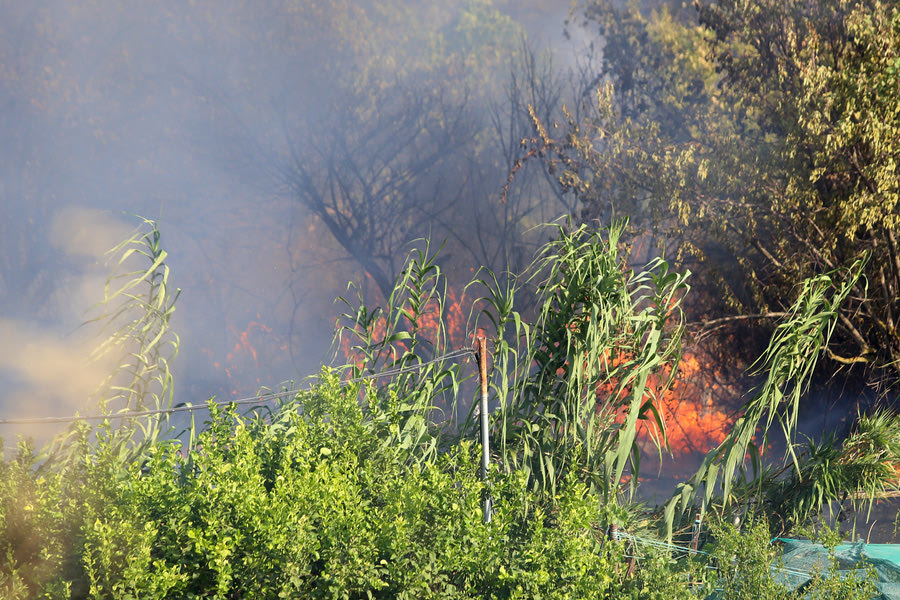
[3,0,900,595]
[0,205,896,599]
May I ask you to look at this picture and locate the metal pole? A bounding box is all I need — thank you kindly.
[476,335,491,523]
[691,513,701,555]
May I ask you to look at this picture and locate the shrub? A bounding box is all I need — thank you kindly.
[75,375,623,599]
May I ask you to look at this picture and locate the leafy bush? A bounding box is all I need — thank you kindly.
[704,517,877,600]
[0,424,133,599]
[1,218,888,599]
[70,374,625,599]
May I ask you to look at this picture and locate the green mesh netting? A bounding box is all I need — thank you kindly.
[774,539,900,599]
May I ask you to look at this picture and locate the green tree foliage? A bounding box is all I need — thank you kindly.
[544,0,900,388]
[757,409,900,535]
[335,241,471,464]
[0,425,124,599]
[3,379,882,598]
[705,517,878,600]
[39,219,181,472]
[707,518,795,600]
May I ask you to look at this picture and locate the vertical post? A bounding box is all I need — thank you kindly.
[476,335,491,523]
[690,513,701,555]
[689,514,702,589]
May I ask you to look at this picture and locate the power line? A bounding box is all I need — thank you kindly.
[0,348,474,426]
[344,348,472,384]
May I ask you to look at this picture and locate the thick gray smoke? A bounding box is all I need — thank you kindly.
[0,0,582,447]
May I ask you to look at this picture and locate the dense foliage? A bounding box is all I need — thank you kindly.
[0,377,616,598]
[542,0,900,390]
[0,376,880,599]
[2,219,893,599]
[338,221,690,503]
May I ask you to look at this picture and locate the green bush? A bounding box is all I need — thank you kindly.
[0,440,71,599]
[2,364,885,600]
[67,375,623,599]
[1,219,885,599]
[704,517,877,600]
[0,424,125,600]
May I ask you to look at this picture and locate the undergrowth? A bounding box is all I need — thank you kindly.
[0,218,890,598]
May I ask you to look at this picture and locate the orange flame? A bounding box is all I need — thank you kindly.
[336,284,738,458]
[203,314,287,396]
[339,285,468,369]
[631,351,736,457]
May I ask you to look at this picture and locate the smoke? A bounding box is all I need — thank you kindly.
[0,207,132,447]
[49,207,131,263]
[3,0,855,496]
[0,318,109,420]
[0,1,323,439]
[0,0,587,449]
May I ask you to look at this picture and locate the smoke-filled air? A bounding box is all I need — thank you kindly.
[0,0,579,428]
[3,0,900,596]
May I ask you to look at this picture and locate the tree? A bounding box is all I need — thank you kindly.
[258,0,525,301]
[538,0,900,390]
[280,81,476,300]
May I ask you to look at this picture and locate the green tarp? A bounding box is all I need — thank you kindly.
[775,539,900,599]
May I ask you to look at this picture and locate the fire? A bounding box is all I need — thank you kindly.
[335,282,738,459]
[597,347,736,458]
[412,286,467,350]
[632,351,736,457]
[203,314,287,397]
[338,285,468,370]
[339,314,388,370]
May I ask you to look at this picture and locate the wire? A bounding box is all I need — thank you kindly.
[0,347,474,426]
[344,348,472,384]
[619,531,825,581]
